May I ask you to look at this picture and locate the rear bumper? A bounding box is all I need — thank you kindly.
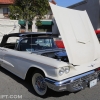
[45,70,100,92]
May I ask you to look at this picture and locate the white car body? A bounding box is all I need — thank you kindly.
[0,3,100,95]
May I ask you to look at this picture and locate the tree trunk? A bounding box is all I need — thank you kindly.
[26,20,29,32]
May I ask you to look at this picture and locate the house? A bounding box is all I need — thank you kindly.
[0,0,14,19]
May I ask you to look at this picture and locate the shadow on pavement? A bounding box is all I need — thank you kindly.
[0,67,71,98]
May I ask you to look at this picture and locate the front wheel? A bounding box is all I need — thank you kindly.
[32,71,48,97]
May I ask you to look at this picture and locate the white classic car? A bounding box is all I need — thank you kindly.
[0,3,100,97]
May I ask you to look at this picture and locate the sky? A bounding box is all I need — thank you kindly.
[55,0,83,7]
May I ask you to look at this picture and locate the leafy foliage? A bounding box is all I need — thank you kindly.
[9,0,49,22]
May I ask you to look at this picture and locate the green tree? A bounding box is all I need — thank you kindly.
[9,0,49,32]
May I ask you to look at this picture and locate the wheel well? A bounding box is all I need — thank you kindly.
[25,67,45,81]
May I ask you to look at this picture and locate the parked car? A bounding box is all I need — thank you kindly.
[0,32,69,96]
[0,3,100,97]
[0,32,99,97]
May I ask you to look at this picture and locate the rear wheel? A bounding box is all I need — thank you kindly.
[32,71,48,97]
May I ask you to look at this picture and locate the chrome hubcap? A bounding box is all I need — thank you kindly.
[32,73,47,96]
[35,76,46,91]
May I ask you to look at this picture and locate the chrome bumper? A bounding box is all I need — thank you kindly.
[45,70,100,92]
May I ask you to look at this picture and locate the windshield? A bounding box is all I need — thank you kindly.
[19,37,57,51]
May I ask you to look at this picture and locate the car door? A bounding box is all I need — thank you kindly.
[0,47,16,73]
[1,47,31,79]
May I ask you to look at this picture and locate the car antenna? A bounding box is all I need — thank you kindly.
[31,34,32,53]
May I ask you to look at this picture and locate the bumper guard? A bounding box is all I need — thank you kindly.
[45,70,100,92]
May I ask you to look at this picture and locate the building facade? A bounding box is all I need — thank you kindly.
[0,0,59,34]
[32,0,59,34]
[68,0,100,30]
[32,12,59,35]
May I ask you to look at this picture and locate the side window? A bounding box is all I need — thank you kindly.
[19,38,31,51]
[20,39,28,43]
[36,39,52,47]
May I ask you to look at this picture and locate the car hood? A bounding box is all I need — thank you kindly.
[50,3,100,65]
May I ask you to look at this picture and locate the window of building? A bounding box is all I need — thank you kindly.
[3,8,9,14]
[38,25,52,32]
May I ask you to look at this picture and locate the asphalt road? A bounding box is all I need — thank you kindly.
[0,67,100,100]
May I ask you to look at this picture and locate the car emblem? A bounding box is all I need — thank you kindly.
[88,64,95,67]
[91,64,94,67]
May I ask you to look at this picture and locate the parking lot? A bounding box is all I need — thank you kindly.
[0,67,100,100]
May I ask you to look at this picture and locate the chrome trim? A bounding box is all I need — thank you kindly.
[45,70,95,85]
[45,70,99,92]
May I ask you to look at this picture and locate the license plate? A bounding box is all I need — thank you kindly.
[89,79,97,88]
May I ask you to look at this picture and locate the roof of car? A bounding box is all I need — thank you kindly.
[4,32,58,37]
[0,32,58,47]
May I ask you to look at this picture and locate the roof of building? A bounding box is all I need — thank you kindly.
[50,0,56,5]
[68,0,87,8]
[0,0,14,4]
[0,0,56,5]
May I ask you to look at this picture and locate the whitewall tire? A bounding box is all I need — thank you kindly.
[32,71,47,96]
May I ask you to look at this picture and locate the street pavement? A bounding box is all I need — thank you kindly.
[0,67,100,100]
